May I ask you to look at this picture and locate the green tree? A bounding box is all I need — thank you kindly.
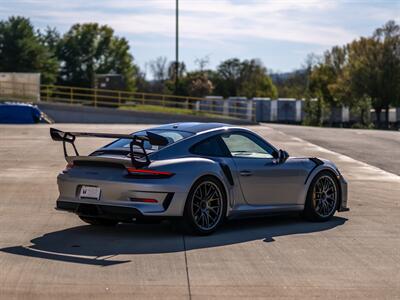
[346,37,389,128]
[212,58,277,98]
[328,46,373,127]
[332,21,400,128]
[212,58,242,97]
[272,70,308,99]
[374,20,400,127]
[307,46,347,125]
[308,63,335,125]
[57,23,137,90]
[239,59,277,98]
[0,16,58,83]
[38,26,60,55]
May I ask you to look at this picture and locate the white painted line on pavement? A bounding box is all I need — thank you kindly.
[270,127,400,183]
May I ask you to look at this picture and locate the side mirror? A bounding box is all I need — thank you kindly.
[278,149,289,164]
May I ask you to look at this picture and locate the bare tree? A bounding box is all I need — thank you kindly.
[194,55,210,72]
[149,56,168,81]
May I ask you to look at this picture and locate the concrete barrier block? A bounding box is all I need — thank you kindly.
[277,98,297,122]
[253,98,271,122]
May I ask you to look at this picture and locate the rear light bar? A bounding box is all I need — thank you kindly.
[129,198,158,203]
[126,167,174,179]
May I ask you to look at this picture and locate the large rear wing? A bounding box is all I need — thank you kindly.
[50,128,168,167]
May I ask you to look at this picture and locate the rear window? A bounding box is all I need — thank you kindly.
[105,129,193,151]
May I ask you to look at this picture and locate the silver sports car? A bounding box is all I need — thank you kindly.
[51,122,349,235]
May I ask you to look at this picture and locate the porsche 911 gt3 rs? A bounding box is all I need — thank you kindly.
[51,122,349,235]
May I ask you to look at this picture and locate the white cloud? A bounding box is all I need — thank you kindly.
[1,0,398,70]
[1,0,355,45]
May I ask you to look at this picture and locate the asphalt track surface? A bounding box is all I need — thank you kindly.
[267,124,400,176]
[0,124,399,299]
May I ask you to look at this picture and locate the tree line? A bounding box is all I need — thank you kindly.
[0,16,277,100]
[0,16,399,128]
[139,56,277,99]
[0,16,136,90]
[274,21,400,128]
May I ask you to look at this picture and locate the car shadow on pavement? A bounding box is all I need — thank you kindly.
[1,215,347,266]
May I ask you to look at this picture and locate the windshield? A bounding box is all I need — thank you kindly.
[104,129,193,151]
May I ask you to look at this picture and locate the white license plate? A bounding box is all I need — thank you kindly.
[80,186,101,200]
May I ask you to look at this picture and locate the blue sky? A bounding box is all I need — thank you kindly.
[1,0,399,75]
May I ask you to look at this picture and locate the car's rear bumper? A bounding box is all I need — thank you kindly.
[56,200,158,222]
[57,172,188,216]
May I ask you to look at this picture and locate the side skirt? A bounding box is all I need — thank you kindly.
[228,204,304,220]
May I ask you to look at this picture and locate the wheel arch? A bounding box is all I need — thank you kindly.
[152,157,232,216]
[305,167,342,211]
[181,173,229,234]
[186,173,229,216]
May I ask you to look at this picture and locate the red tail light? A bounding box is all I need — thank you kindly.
[126,167,174,178]
[130,198,158,203]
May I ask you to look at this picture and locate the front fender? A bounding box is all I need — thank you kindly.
[305,160,348,212]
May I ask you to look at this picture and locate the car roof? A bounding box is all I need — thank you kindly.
[148,122,234,134]
[0,102,41,124]
[1,102,38,108]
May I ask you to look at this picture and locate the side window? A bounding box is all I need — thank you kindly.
[190,136,228,157]
[221,132,275,159]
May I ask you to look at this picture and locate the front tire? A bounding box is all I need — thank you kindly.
[182,176,227,235]
[79,216,119,226]
[304,171,339,221]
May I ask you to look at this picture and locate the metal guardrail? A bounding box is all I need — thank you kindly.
[0,81,255,121]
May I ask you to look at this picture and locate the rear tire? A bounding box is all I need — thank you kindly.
[304,171,339,222]
[79,216,119,226]
[182,176,227,235]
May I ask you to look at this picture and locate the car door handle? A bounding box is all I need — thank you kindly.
[240,170,253,177]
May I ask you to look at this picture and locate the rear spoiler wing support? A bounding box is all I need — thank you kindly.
[130,138,150,166]
[51,130,80,158]
[50,128,168,167]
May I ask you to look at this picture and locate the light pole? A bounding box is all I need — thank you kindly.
[175,0,179,95]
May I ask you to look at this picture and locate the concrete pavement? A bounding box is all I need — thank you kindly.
[0,124,399,299]
[267,123,400,175]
